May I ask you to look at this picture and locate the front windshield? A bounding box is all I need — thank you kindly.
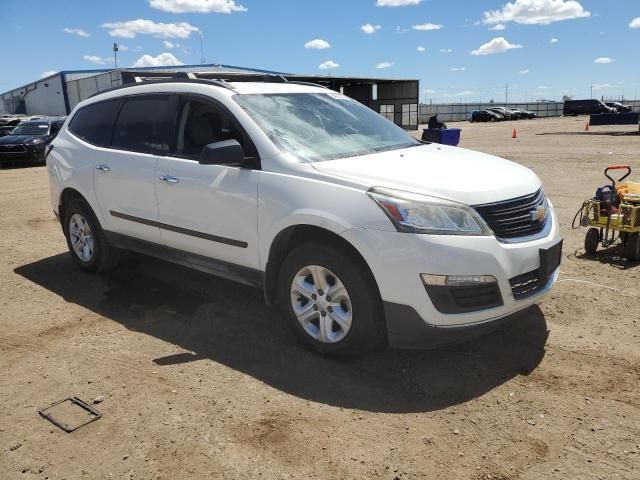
[10,122,49,136]
[234,93,419,162]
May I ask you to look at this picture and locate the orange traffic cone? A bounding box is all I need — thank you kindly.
[512,128,518,139]
[585,121,590,131]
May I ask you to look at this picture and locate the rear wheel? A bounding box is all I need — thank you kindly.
[623,233,640,261]
[278,243,386,358]
[584,228,600,255]
[63,198,120,273]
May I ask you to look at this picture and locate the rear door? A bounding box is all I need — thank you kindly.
[154,95,260,269]
[92,94,176,243]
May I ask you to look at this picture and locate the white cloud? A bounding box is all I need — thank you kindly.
[118,44,129,51]
[592,84,614,91]
[64,27,90,37]
[484,0,590,25]
[163,40,175,49]
[550,37,559,43]
[450,67,466,71]
[594,57,615,64]
[304,38,330,49]
[376,0,421,6]
[417,46,426,52]
[149,0,246,13]
[630,17,640,29]
[319,60,339,69]
[395,26,409,34]
[537,85,549,89]
[448,90,474,97]
[133,46,143,52]
[490,23,506,30]
[41,71,57,78]
[102,19,200,39]
[519,68,530,74]
[376,62,395,69]
[132,52,184,67]
[83,55,107,65]
[413,23,443,31]
[439,48,453,53]
[361,23,381,34]
[424,89,436,94]
[471,37,522,55]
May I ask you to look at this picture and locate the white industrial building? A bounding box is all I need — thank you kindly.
[0,64,420,129]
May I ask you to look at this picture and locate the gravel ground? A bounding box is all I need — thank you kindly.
[0,116,638,480]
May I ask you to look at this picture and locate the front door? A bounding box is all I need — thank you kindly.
[93,94,176,244]
[155,96,260,269]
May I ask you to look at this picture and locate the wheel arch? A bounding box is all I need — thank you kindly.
[263,224,380,306]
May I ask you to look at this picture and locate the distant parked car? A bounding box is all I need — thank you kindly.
[605,102,632,113]
[512,109,537,119]
[563,99,615,116]
[487,107,518,120]
[0,119,63,166]
[470,110,503,122]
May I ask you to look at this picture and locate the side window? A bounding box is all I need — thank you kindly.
[173,98,251,160]
[68,99,122,147]
[112,95,173,155]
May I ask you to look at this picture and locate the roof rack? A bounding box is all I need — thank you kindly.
[88,71,330,99]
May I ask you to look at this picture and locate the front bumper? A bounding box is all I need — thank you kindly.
[0,145,45,162]
[342,208,561,347]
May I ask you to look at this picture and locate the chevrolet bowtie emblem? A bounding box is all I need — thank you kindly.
[531,206,546,222]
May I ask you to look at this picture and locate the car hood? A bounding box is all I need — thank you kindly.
[310,143,541,205]
[0,135,43,145]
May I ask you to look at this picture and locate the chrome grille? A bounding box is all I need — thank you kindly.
[474,189,547,240]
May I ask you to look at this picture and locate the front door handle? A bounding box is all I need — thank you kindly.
[159,175,179,184]
[96,164,110,172]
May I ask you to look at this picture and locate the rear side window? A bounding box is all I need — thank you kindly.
[69,99,122,147]
[111,95,173,155]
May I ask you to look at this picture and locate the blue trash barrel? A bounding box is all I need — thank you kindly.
[421,128,461,146]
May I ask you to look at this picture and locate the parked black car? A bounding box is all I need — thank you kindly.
[0,120,63,166]
[605,102,632,113]
[470,109,504,122]
[512,109,537,119]
[563,99,615,116]
[487,107,519,120]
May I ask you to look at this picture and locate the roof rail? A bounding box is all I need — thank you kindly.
[87,77,236,99]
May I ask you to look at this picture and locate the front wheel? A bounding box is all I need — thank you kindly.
[584,228,600,255]
[63,198,120,273]
[278,243,386,358]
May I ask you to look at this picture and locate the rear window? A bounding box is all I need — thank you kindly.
[111,95,173,155]
[69,99,122,147]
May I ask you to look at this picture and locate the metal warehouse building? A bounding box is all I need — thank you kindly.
[0,64,419,129]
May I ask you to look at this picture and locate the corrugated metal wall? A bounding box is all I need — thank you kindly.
[1,74,66,115]
[65,71,122,111]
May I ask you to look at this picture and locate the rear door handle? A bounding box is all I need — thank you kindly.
[96,164,110,172]
[159,175,179,184]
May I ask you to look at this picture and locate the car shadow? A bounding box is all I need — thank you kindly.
[537,131,639,136]
[571,247,640,270]
[15,252,549,413]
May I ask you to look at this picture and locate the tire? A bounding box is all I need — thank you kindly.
[63,198,120,273]
[584,228,600,255]
[623,233,640,261]
[278,243,386,358]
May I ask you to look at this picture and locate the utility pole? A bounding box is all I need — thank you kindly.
[590,84,593,99]
[505,82,509,107]
[113,42,119,69]
[199,32,205,64]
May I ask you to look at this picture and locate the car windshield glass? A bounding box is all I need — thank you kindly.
[233,93,419,162]
[10,122,49,136]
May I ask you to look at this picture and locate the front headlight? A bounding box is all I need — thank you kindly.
[367,187,492,236]
[26,137,46,145]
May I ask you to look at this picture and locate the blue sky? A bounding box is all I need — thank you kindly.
[1,0,639,102]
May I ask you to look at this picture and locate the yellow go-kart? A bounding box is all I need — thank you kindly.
[578,165,640,261]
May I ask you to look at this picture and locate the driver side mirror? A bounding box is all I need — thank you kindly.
[199,139,244,166]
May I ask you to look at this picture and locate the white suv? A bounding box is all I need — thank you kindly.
[46,78,562,357]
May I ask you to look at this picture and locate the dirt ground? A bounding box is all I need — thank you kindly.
[1,116,638,480]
